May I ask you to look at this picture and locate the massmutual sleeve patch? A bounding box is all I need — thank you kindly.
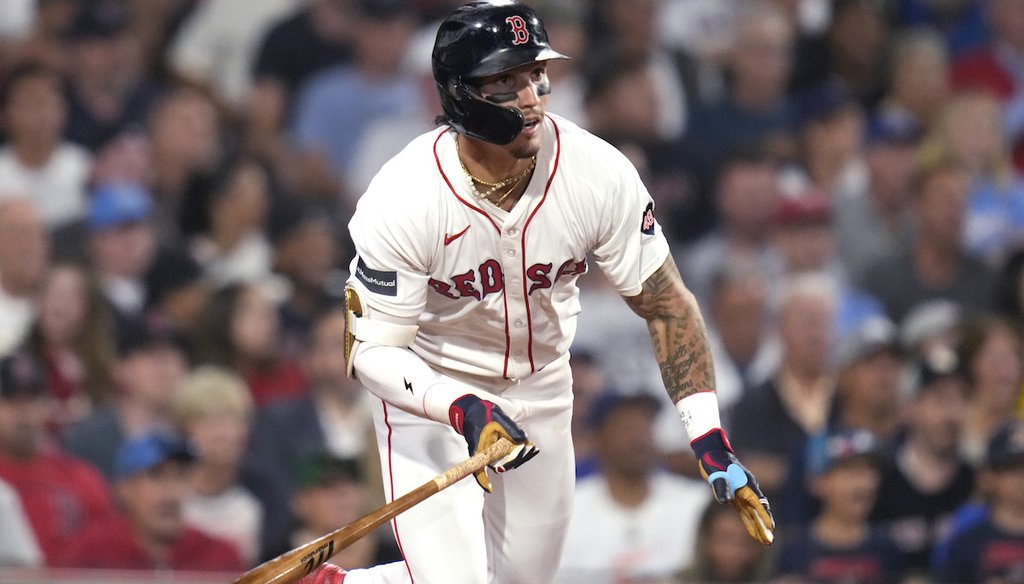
[355,257,398,296]
[640,202,656,235]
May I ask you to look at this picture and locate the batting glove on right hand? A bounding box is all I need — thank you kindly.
[449,394,539,492]
[692,428,775,546]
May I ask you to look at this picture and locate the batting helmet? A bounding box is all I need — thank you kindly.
[432,1,568,145]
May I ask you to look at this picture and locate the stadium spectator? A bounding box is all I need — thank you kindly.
[958,315,1024,467]
[933,419,1024,582]
[196,281,306,407]
[680,148,782,307]
[26,261,117,429]
[831,315,905,441]
[874,28,950,130]
[269,204,344,357]
[0,349,115,566]
[557,391,709,583]
[0,199,50,355]
[166,0,295,110]
[249,306,373,488]
[924,89,1024,267]
[861,156,996,323]
[62,318,189,479]
[673,499,771,583]
[86,182,159,323]
[772,428,903,583]
[249,306,376,558]
[189,156,274,287]
[730,273,838,515]
[790,0,889,108]
[143,248,208,360]
[290,0,419,200]
[173,366,263,566]
[771,191,843,282]
[289,452,393,570]
[683,1,796,182]
[0,62,91,229]
[950,0,1024,172]
[58,431,245,572]
[871,349,975,576]
[63,1,163,151]
[836,113,919,286]
[703,258,779,417]
[245,0,356,162]
[145,87,225,242]
[778,314,904,528]
[787,81,868,201]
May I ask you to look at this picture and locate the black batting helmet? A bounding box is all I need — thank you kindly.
[432,1,568,145]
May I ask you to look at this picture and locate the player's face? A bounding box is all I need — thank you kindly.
[476,62,549,158]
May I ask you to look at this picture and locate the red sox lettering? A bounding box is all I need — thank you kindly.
[427,257,587,300]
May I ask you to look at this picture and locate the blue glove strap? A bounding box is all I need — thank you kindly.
[706,464,749,493]
[727,463,749,491]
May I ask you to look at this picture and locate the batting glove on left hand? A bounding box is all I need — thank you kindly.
[449,394,539,492]
[692,428,775,545]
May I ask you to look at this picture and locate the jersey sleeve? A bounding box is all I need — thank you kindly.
[589,150,671,297]
[346,184,432,323]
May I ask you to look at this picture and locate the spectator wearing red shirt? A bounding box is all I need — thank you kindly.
[59,431,245,572]
[0,349,115,565]
[196,281,306,407]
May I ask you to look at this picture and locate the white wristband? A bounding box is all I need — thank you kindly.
[421,382,473,426]
[676,391,722,443]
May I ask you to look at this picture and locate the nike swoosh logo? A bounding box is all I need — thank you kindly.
[444,225,470,246]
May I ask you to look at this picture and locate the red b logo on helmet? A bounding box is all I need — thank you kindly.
[506,15,529,45]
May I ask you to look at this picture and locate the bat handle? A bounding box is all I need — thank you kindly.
[434,437,515,490]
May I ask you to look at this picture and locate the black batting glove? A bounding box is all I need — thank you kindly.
[449,394,539,492]
[691,428,775,545]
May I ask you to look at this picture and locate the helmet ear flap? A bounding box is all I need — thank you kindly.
[443,79,524,145]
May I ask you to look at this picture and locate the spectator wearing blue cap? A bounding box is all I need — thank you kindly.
[58,430,245,572]
[933,419,1024,582]
[87,182,158,321]
[0,349,116,566]
[772,427,903,584]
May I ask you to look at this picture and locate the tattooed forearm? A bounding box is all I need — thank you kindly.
[624,256,716,403]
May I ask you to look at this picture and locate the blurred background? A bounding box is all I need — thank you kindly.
[0,0,1022,582]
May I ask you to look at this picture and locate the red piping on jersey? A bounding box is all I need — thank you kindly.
[382,401,416,582]
[518,115,562,373]
[434,130,513,378]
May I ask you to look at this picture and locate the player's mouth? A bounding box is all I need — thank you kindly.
[522,118,541,135]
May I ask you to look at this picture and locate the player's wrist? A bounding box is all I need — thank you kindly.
[676,391,725,447]
[421,383,475,426]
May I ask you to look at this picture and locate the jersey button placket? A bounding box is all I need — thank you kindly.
[502,226,526,377]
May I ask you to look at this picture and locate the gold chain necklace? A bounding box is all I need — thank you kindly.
[455,138,536,204]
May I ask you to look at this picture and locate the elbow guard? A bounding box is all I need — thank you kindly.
[344,286,418,378]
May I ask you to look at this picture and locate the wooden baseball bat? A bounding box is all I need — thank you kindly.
[232,437,515,584]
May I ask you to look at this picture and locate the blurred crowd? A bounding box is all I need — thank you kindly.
[0,0,1022,582]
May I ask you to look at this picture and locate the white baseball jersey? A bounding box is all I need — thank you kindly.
[342,114,672,584]
[347,113,671,383]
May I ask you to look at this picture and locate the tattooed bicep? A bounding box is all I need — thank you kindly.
[624,256,689,320]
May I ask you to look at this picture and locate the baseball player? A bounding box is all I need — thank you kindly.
[301,2,774,583]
